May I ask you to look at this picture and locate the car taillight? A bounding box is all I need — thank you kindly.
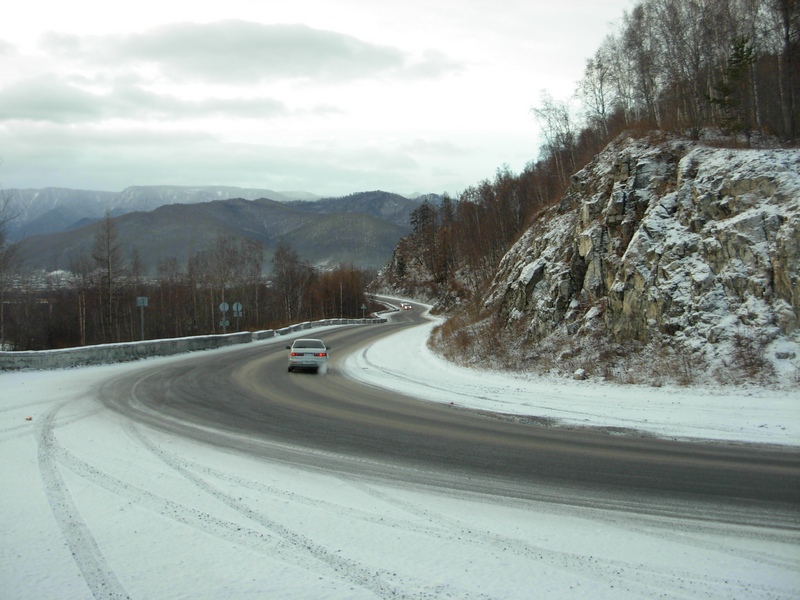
[290,352,302,356]
[313,352,327,357]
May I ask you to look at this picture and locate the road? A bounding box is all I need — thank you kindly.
[97,303,800,530]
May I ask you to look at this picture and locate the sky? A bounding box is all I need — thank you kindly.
[1,308,798,598]
[0,0,634,198]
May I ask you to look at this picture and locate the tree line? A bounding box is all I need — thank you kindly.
[383,164,563,305]
[544,0,797,180]
[382,0,797,307]
[1,213,375,351]
[0,189,17,348]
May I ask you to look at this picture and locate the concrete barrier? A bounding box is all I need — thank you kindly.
[0,318,386,371]
[251,329,276,341]
[0,332,252,371]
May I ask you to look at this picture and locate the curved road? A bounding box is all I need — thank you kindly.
[97,304,800,530]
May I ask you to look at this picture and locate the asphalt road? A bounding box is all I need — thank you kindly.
[97,304,800,530]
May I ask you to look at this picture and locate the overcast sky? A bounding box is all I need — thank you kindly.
[1,1,633,198]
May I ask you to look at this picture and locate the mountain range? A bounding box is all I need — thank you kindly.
[7,186,428,274]
[3,185,322,241]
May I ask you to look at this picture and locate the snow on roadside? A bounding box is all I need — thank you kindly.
[342,303,800,446]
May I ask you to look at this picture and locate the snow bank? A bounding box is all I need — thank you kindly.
[343,303,800,446]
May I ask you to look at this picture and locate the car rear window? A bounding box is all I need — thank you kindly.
[294,340,324,349]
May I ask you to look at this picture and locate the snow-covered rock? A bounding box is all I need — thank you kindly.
[485,134,800,385]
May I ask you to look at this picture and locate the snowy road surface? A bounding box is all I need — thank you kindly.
[1,308,799,599]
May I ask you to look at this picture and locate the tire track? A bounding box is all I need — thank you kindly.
[0,422,37,442]
[41,423,282,555]
[0,396,64,414]
[340,477,798,599]
[123,439,462,543]
[125,421,407,598]
[118,418,743,599]
[3,404,102,443]
[36,401,131,599]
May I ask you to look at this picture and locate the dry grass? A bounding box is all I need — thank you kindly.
[717,327,777,385]
[431,313,720,387]
[428,292,784,388]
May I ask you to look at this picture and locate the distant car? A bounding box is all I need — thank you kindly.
[401,303,413,310]
[286,338,330,373]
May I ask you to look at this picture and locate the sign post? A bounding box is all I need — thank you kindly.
[232,302,243,332]
[219,302,229,334]
[136,296,148,340]
[361,303,367,319]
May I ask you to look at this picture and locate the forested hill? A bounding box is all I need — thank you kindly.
[13,193,422,274]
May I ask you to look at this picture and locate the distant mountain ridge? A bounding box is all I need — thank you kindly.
[12,189,428,274]
[5,185,322,241]
[286,190,426,229]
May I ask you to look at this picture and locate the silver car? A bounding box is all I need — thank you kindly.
[286,338,330,373]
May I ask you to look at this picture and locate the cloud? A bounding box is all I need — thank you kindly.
[38,31,84,55]
[2,21,459,131]
[0,76,100,122]
[400,49,463,80]
[0,76,292,122]
[33,20,459,85]
[112,86,291,120]
[401,138,465,155]
[1,120,433,195]
[0,38,17,56]
[106,20,427,84]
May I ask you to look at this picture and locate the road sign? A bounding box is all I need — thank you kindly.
[232,302,243,317]
[219,302,229,313]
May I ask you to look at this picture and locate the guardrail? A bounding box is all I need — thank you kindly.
[0,317,386,371]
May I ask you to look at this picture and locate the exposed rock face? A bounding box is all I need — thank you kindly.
[484,135,799,373]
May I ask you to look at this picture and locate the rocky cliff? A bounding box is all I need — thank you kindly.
[478,134,799,385]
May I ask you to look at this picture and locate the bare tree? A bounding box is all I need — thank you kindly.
[91,211,125,342]
[156,257,185,337]
[240,238,264,328]
[771,0,799,138]
[207,236,240,317]
[601,31,639,127]
[68,254,93,346]
[579,46,614,137]
[0,187,19,349]
[571,0,798,141]
[623,4,663,127]
[272,241,314,323]
[532,91,578,185]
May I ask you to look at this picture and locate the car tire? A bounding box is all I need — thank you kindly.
[288,366,293,373]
